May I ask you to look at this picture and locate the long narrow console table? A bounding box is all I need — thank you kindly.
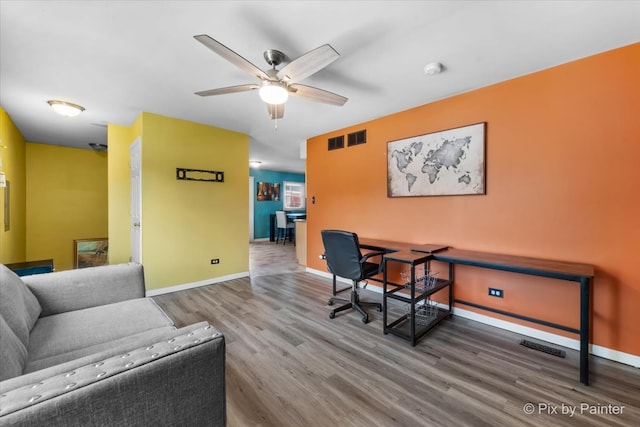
[431,248,594,385]
[356,238,595,385]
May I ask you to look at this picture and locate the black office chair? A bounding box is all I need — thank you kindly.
[321,230,384,323]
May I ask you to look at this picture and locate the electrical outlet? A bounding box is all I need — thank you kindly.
[488,287,503,298]
[210,258,220,265]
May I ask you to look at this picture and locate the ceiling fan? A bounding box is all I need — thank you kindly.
[194,34,347,120]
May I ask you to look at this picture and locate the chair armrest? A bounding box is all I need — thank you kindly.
[22,263,146,316]
[0,324,226,426]
[360,250,386,275]
[360,250,386,264]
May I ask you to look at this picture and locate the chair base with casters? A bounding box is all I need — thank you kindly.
[328,278,382,324]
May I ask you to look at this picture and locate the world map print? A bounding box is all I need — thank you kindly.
[387,123,485,197]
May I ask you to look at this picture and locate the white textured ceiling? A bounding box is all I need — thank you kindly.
[1,1,639,173]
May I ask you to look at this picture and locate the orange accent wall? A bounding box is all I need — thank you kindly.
[307,43,640,356]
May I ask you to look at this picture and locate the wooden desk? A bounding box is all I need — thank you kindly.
[431,248,594,385]
[358,237,411,253]
[357,239,595,385]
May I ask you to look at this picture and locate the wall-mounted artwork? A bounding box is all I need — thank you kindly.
[257,182,280,201]
[74,238,108,269]
[387,122,486,197]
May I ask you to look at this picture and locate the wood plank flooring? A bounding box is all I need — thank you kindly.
[152,242,640,427]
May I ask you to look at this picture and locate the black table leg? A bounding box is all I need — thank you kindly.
[580,277,590,385]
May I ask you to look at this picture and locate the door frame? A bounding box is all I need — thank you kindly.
[130,137,142,263]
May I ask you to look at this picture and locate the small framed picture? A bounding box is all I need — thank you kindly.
[74,238,108,269]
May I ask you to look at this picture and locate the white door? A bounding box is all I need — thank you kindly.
[249,176,254,241]
[130,138,142,263]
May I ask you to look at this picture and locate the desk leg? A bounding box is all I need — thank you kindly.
[580,277,590,385]
[383,259,388,335]
[448,262,454,315]
[410,265,416,346]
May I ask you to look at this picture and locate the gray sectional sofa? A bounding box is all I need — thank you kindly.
[0,263,226,426]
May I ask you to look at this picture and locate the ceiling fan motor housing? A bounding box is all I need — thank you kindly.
[264,49,285,67]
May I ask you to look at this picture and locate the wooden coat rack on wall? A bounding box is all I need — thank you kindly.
[176,168,224,182]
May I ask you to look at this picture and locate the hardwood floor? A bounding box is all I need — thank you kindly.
[153,243,640,427]
[249,240,305,277]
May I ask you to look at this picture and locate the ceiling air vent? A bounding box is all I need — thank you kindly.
[347,129,366,147]
[328,135,344,151]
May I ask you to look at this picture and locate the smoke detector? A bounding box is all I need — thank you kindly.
[424,62,443,75]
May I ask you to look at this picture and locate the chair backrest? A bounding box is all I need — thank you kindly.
[321,230,365,281]
[275,211,287,228]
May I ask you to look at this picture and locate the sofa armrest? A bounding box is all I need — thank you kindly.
[22,263,146,316]
[0,324,226,427]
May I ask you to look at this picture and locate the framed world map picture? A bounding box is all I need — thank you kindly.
[387,122,486,197]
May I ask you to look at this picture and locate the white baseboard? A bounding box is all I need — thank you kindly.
[145,271,250,297]
[305,267,640,368]
[251,238,270,242]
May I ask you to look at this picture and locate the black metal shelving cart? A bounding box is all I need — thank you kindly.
[382,250,452,346]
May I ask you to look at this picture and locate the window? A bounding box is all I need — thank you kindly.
[283,181,305,210]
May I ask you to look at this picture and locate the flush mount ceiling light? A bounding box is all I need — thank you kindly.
[258,81,289,105]
[47,100,85,117]
[249,160,262,168]
[424,62,443,75]
[89,143,108,152]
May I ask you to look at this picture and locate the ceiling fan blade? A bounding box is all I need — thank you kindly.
[194,34,269,80]
[267,103,284,120]
[195,84,259,97]
[277,44,339,84]
[289,84,347,106]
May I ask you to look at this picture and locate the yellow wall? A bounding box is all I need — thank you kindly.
[0,107,27,263]
[25,143,108,271]
[109,112,249,290]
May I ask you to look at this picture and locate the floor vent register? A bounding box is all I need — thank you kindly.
[520,340,566,358]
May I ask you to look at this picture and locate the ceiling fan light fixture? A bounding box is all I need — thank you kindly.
[47,100,85,117]
[259,81,288,105]
[249,160,262,168]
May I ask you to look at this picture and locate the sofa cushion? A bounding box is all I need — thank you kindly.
[24,325,178,374]
[23,263,145,316]
[27,298,174,364]
[3,322,210,390]
[0,315,28,381]
[0,264,42,347]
